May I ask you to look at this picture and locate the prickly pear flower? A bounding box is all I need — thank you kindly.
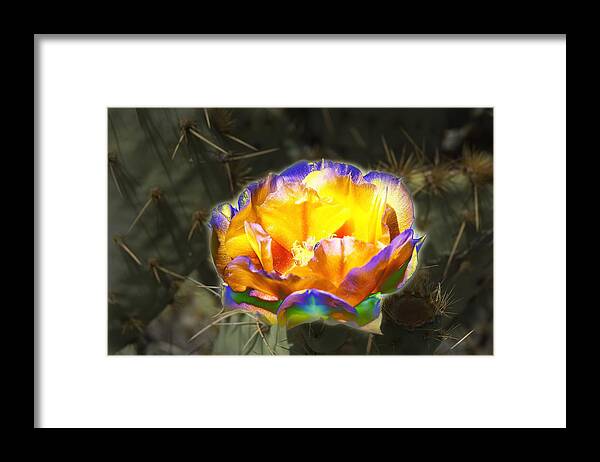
[209,160,424,334]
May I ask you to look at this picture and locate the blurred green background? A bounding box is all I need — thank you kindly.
[108,108,493,355]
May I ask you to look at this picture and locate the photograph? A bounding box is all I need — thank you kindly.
[108,108,493,355]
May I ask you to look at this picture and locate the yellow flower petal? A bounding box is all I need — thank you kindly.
[257,183,351,251]
[364,171,414,233]
[223,232,255,263]
[222,174,278,264]
[302,168,388,245]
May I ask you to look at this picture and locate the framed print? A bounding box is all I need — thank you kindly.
[35,35,566,428]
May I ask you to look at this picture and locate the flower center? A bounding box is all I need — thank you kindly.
[291,237,316,266]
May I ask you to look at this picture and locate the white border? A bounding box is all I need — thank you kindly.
[36,36,566,428]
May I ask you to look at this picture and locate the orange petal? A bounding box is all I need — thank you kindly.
[209,203,236,275]
[383,204,400,241]
[244,221,294,273]
[224,256,336,299]
[308,236,379,288]
[335,229,417,306]
[244,221,273,271]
